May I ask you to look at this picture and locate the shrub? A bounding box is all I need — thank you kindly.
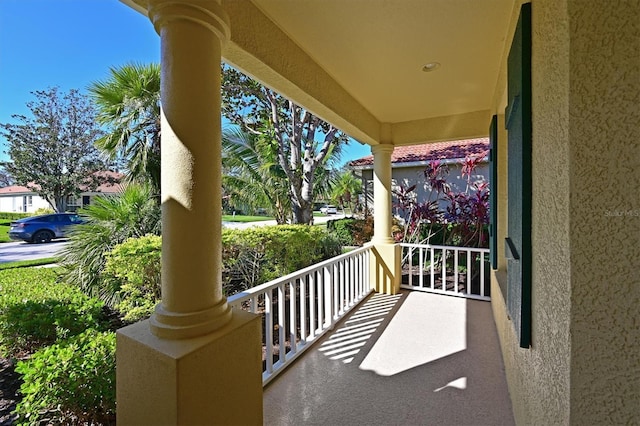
[94,227,342,310]
[0,268,107,357]
[104,235,161,322]
[393,153,490,248]
[327,218,356,245]
[222,225,341,294]
[15,330,116,426]
[60,184,161,306]
[33,207,55,216]
[327,217,374,246]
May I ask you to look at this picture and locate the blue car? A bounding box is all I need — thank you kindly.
[9,213,84,243]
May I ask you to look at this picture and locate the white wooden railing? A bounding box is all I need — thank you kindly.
[228,245,373,385]
[400,243,491,301]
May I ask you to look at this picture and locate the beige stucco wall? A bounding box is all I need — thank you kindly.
[493,0,639,424]
[493,1,572,423]
[568,0,639,423]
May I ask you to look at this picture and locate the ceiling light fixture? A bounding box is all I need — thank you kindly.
[422,62,441,72]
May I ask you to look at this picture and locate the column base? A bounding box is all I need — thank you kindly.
[149,298,232,340]
[371,243,401,294]
[117,309,263,425]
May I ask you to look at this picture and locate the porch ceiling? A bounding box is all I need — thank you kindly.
[121,0,520,145]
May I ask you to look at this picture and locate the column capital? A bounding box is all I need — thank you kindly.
[371,143,395,156]
[149,0,230,43]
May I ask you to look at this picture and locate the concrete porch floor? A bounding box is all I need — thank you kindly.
[264,291,514,425]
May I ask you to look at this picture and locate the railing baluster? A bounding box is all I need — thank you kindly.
[407,246,412,287]
[324,266,332,329]
[331,263,340,324]
[480,252,486,297]
[322,266,331,330]
[278,284,286,363]
[467,249,472,295]
[289,280,297,355]
[317,270,323,334]
[418,246,424,288]
[339,259,345,315]
[309,272,316,339]
[442,248,447,291]
[430,247,435,289]
[368,252,373,297]
[356,253,360,296]
[300,277,306,342]
[454,248,459,293]
[265,289,273,374]
[349,257,355,306]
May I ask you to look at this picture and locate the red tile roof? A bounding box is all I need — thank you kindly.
[0,171,124,194]
[0,185,32,195]
[348,137,489,167]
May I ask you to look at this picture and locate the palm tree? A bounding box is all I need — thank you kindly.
[60,184,161,305]
[89,63,161,195]
[222,127,291,223]
[331,170,362,215]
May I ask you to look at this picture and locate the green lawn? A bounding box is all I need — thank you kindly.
[222,215,274,223]
[0,257,58,270]
[0,220,11,243]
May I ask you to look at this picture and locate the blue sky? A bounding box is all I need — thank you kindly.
[0,0,371,166]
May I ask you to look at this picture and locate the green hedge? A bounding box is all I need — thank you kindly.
[0,212,31,220]
[0,268,108,357]
[15,329,116,425]
[94,226,342,321]
[327,217,374,246]
[222,225,341,294]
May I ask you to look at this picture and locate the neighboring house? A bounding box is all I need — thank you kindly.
[349,138,489,212]
[0,171,124,213]
[0,186,50,213]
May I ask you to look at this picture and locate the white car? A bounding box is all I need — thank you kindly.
[320,205,338,214]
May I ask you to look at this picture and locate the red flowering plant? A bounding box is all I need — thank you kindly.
[392,152,489,249]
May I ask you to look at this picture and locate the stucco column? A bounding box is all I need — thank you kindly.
[370,143,400,295]
[116,1,263,424]
[372,144,395,243]
[148,0,231,339]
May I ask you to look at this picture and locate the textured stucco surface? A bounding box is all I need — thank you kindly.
[493,1,640,424]
[568,0,640,423]
[493,1,572,424]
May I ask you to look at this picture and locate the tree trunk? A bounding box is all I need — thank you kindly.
[51,195,66,213]
[291,160,316,224]
[292,201,313,224]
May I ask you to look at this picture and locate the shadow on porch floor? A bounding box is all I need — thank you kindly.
[264,291,514,425]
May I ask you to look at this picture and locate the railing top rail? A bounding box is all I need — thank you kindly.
[228,244,371,305]
[399,242,489,253]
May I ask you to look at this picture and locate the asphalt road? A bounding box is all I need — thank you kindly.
[0,240,68,264]
[0,215,346,263]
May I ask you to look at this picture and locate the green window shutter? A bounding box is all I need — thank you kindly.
[489,115,498,270]
[505,2,532,349]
